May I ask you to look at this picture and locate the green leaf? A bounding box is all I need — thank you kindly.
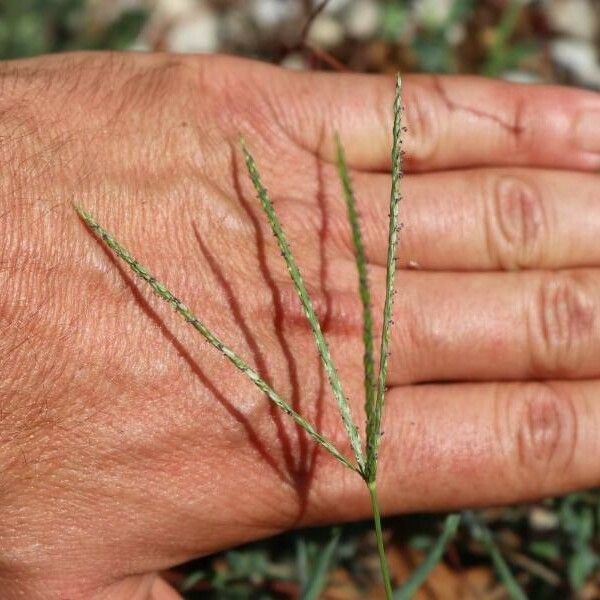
[93,9,147,50]
[568,546,599,591]
[296,537,309,591]
[380,2,410,41]
[180,570,207,592]
[300,528,341,600]
[394,514,460,600]
[528,541,560,562]
[479,525,527,600]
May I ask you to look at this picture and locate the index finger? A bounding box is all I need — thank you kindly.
[279,71,600,173]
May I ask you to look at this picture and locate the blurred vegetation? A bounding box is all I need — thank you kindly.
[168,497,600,598]
[0,0,147,59]
[1,0,599,597]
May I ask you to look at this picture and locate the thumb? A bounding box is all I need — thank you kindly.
[94,574,182,600]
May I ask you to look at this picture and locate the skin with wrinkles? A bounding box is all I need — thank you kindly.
[1,52,600,599]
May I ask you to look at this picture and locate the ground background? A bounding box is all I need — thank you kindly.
[2,1,599,598]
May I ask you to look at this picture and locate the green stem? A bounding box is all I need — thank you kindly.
[368,481,393,599]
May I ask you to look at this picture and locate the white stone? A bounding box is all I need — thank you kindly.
[128,39,152,52]
[445,23,465,45]
[546,0,597,41]
[320,0,351,14]
[345,0,380,40]
[152,0,198,21]
[502,70,544,84]
[166,7,220,54]
[250,0,300,29]
[551,37,600,88]
[307,14,345,48]
[280,52,308,70]
[529,507,559,531]
[414,0,453,29]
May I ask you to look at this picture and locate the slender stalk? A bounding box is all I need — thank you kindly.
[394,514,461,600]
[241,140,366,474]
[334,133,375,447]
[367,74,403,483]
[74,204,358,473]
[480,525,528,600]
[368,481,393,599]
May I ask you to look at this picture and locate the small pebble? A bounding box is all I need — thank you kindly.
[345,0,380,40]
[502,70,544,84]
[547,0,598,41]
[414,0,453,29]
[280,52,309,70]
[551,37,600,89]
[321,0,351,15]
[166,7,220,54]
[153,0,198,21]
[250,0,299,29]
[307,14,345,48]
[529,507,559,531]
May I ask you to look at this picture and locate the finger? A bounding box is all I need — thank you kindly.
[344,168,600,271]
[93,574,172,600]
[278,70,600,172]
[387,269,600,385]
[150,577,183,600]
[309,380,600,520]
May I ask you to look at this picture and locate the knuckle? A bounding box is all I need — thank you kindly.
[269,277,362,341]
[527,272,595,377]
[403,83,443,166]
[496,382,577,484]
[484,174,547,270]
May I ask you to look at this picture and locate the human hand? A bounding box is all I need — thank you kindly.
[1,52,599,599]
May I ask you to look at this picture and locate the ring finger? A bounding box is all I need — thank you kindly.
[386,268,600,385]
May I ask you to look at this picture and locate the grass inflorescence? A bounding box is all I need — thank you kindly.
[75,75,528,599]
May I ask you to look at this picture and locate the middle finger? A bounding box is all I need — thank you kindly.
[343,168,600,271]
